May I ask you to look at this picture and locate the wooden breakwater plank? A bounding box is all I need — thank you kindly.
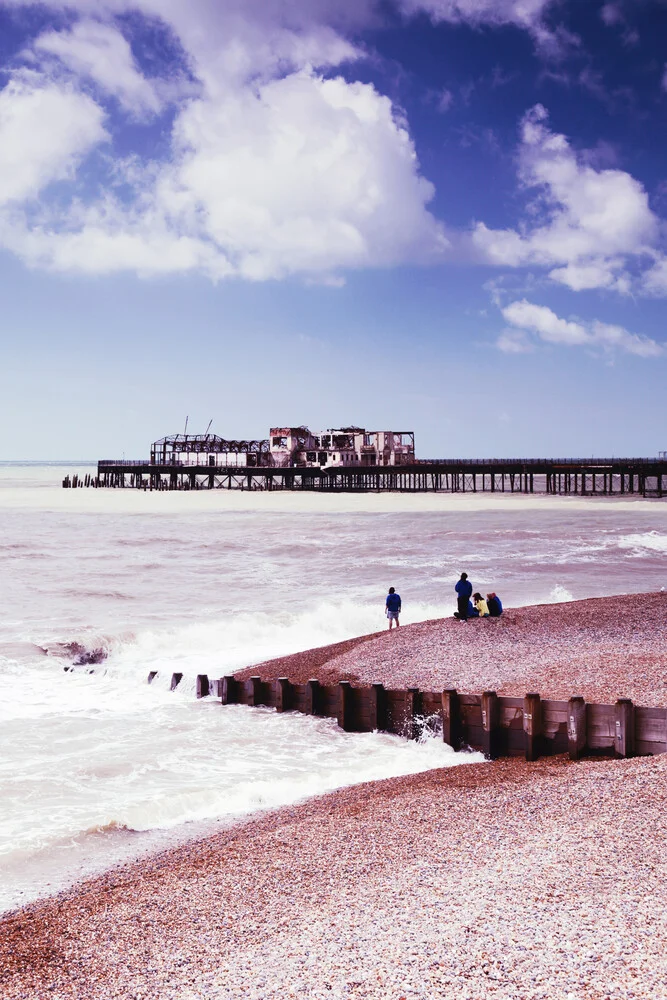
[634,706,667,755]
[152,671,667,760]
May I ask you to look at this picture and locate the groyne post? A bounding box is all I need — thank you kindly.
[442,689,461,749]
[369,682,386,731]
[305,679,320,715]
[481,690,500,759]
[170,672,183,691]
[147,671,158,685]
[567,696,587,759]
[247,676,262,707]
[338,680,352,731]
[196,675,210,698]
[275,677,292,712]
[406,686,420,740]
[524,692,542,762]
[222,675,238,705]
[614,699,635,758]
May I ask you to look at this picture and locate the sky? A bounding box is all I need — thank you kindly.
[0,0,666,460]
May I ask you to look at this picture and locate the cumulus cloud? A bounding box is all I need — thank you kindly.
[0,71,108,206]
[0,0,448,281]
[473,104,658,293]
[499,299,663,357]
[33,20,162,116]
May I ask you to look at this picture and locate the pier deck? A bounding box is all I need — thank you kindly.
[87,458,667,496]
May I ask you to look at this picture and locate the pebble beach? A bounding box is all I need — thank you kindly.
[2,592,667,1000]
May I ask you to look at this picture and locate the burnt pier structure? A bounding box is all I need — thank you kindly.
[93,457,667,497]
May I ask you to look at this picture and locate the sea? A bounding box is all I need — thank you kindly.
[1,462,666,913]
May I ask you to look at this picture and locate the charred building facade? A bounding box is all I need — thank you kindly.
[150,427,415,469]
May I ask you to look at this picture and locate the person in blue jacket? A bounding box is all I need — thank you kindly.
[486,592,503,617]
[454,572,473,621]
[385,587,401,630]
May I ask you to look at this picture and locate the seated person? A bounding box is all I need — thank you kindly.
[486,592,503,617]
[454,598,479,619]
[473,592,490,617]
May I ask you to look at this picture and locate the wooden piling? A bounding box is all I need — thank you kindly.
[147,671,158,685]
[305,678,320,715]
[196,674,210,698]
[441,689,461,749]
[523,692,542,762]
[222,675,238,705]
[481,690,500,759]
[170,672,183,691]
[369,682,386,731]
[338,680,352,731]
[247,675,262,707]
[275,677,292,712]
[405,686,420,740]
[567,696,587,760]
[614,699,635,758]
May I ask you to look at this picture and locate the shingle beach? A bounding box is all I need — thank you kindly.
[2,593,667,1000]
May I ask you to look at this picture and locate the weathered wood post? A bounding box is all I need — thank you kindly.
[275,677,292,713]
[481,690,500,759]
[405,687,420,740]
[523,692,542,762]
[567,696,587,760]
[369,682,386,731]
[222,675,238,705]
[170,672,183,691]
[305,679,320,715]
[147,671,158,685]
[246,676,262,707]
[614,699,635,758]
[442,689,461,749]
[338,680,352,731]
[196,674,210,698]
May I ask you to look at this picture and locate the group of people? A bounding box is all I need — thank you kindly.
[454,572,503,621]
[384,574,503,630]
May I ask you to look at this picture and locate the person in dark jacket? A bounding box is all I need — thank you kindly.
[486,593,503,617]
[454,572,473,620]
[385,587,401,630]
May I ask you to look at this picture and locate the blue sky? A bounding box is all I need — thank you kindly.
[0,0,666,460]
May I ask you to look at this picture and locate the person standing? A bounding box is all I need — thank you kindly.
[454,572,473,621]
[385,587,401,630]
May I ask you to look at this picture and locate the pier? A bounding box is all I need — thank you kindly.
[88,457,667,496]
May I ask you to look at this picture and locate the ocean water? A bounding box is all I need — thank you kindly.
[2,463,667,913]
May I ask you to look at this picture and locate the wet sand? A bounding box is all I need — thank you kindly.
[3,593,667,1000]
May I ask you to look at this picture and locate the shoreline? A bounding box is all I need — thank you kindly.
[3,591,667,998]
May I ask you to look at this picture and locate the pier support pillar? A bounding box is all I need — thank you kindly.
[523,692,542,762]
[567,697,587,760]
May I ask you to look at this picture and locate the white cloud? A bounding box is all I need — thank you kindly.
[499,298,663,357]
[0,1,447,281]
[473,104,658,293]
[0,71,107,206]
[34,20,162,116]
[397,0,570,55]
[641,256,667,296]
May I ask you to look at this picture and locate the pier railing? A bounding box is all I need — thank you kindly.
[154,673,667,763]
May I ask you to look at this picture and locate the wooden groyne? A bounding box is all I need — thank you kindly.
[96,458,667,496]
[157,673,667,762]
